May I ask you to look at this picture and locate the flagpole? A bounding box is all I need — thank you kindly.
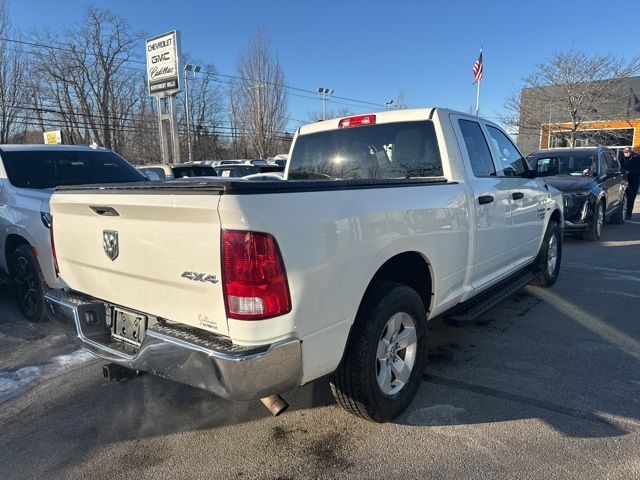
[475,47,482,116]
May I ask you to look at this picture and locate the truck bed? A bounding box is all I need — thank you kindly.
[55,176,451,195]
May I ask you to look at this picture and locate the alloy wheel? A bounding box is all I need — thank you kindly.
[547,233,558,275]
[13,256,39,317]
[376,312,418,395]
[596,204,604,237]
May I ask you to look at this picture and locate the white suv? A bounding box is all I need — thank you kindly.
[0,145,146,321]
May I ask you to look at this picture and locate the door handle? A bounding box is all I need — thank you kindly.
[478,195,494,205]
[512,192,524,200]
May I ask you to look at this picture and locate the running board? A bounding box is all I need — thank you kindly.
[445,268,541,327]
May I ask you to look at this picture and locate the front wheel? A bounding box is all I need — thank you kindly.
[330,282,428,422]
[610,193,627,225]
[10,245,49,322]
[582,201,604,241]
[531,221,562,287]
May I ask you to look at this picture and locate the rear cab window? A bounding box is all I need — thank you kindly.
[288,121,444,180]
[1,149,145,189]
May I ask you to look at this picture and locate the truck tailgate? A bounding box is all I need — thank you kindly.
[50,192,228,335]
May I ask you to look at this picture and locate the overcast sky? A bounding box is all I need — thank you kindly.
[8,0,638,131]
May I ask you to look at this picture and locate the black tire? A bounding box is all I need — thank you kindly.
[582,201,604,241]
[10,245,49,322]
[530,221,562,288]
[330,281,428,422]
[610,193,627,225]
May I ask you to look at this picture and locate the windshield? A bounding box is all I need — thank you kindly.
[528,153,597,176]
[1,149,145,189]
[288,121,443,180]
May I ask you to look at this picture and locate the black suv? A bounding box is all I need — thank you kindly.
[527,146,628,240]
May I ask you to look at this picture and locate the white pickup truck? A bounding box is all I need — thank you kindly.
[45,108,563,422]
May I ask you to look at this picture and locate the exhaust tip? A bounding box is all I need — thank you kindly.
[260,395,289,416]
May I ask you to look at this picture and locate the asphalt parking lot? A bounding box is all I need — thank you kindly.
[1,203,639,480]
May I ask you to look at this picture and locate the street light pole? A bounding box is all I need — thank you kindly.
[385,99,394,111]
[317,87,334,120]
[183,64,201,162]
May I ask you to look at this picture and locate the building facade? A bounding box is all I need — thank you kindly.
[517,76,640,155]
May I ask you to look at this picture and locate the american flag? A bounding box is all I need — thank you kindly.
[473,51,483,83]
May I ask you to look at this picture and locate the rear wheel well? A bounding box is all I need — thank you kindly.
[550,208,561,226]
[364,252,433,314]
[5,234,31,269]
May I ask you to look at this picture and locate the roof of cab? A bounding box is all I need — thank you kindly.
[296,107,489,136]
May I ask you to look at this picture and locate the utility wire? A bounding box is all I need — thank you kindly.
[0,36,386,108]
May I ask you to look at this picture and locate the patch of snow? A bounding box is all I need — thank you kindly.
[0,349,94,403]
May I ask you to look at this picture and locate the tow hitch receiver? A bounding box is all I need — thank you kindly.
[102,363,143,382]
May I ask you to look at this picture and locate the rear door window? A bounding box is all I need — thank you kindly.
[288,121,443,180]
[458,119,496,177]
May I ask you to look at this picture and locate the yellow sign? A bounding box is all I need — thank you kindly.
[43,130,62,145]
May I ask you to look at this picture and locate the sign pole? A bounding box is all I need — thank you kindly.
[146,30,181,164]
[169,95,181,163]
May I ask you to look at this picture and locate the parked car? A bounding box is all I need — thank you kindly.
[213,161,284,178]
[527,147,628,240]
[45,108,563,422]
[137,162,218,181]
[0,145,146,321]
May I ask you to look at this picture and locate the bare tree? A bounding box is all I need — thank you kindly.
[30,6,145,153]
[232,28,288,159]
[178,57,224,160]
[502,49,640,148]
[0,0,29,143]
[306,107,354,123]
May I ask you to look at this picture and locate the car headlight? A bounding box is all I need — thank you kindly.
[562,191,591,221]
[563,191,590,204]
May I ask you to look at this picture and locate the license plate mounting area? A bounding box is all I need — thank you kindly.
[111,307,147,346]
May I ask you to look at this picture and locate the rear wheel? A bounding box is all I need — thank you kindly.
[330,282,428,422]
[582,201,604,241]
[610,193,627,225]
[531,221,562,287]
[10,245,49,322]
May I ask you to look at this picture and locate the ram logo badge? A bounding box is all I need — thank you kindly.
[181,271,218,284]
[103,230,119,261]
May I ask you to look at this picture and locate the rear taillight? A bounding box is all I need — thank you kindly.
[50,216,59,276]
[222,230,291,320]
[338,114,376,128]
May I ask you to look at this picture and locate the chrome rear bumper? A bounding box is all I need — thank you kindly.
[44,289,303,401]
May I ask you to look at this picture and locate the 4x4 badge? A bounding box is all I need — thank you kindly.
[103,230,119,261]
[181,271,218,284]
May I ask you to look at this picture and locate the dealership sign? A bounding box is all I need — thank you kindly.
[146,31,180,96]
[43,130,62,145]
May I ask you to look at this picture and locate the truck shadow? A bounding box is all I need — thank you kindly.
[395,212,640,438]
